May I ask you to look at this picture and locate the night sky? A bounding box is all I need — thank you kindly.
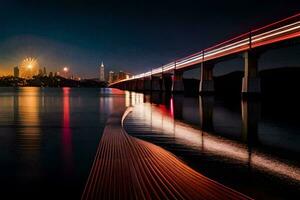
[0,0,299,78]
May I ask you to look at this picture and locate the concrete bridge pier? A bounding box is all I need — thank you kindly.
[131,80,136,91]
[144,77,152,91]
[151,76,161,91]
[126,82,131,91]
[125,82,129,90]
[161,76,166,91]
[172,71,184,93]
[199,62,214,94]
[129,80,137,91]
[135,79,144,91]
[199,95,214,131]
[162,74,172,92]
[242,51,261,95]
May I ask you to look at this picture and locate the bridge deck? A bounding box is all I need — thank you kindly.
[81,108,252,200]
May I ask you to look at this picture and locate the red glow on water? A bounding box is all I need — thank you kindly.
[110,88,125,95]
[158,104,170,116]
[62,87,73,173]
[170,97,174,117]
[63,88,70,127]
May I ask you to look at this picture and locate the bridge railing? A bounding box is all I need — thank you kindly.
[251,13,300,48]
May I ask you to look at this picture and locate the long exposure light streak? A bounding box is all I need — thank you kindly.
[110,14,300,86]
[81,108,251,200]
[129,101,300,183]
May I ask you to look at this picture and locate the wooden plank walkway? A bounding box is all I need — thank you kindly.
[82,108,252,200]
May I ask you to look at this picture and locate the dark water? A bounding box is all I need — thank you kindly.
[124,92,300,200]
[1,88,299,199]
[0,87,125,199]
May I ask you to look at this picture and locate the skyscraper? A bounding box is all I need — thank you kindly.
[13,66,19,78]
[108,71,114,83]
[43,67,47,76]
[99,62,105,81]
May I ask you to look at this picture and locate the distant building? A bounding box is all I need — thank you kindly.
[13,66,19,78]
[43,67,47,76]
[49,72,53,78]
[99,62,105,81]
[118,70,126,80]
[108,71,114,83]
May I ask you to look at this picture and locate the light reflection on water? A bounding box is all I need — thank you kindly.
[124,91,300,199]
[16,88,41,180]
[0,87,299,199]
[62,87,72,174]
[0,87,126,199]
[17,87,41,153]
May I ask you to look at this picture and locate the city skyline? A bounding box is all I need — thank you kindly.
[2,58,130,84]
[1,58,128,81]
[0,58,131,81]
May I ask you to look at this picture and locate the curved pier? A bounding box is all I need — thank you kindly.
[81,108,252,200]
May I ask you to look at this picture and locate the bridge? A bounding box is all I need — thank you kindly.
[109,13,300,95]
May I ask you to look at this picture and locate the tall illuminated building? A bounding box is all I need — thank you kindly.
[108,71,114,83]
[99,62,105,82]
[14,66,20,78]
[43,67,47,76]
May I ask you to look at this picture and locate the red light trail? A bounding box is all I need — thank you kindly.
[110,13,300,86]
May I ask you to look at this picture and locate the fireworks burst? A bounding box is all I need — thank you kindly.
[20,57,38,78]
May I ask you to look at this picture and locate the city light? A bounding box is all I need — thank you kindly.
[63,67,69,72]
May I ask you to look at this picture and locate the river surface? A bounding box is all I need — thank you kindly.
[0,87,125,199]
[124,91,300,200]
[0,87,299,199]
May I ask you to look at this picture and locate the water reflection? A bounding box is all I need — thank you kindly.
[199,96,214,132]
[0,87,127,199]
[124,91,300,199]
[62,87,73,174]
[14,87,41,180]
[17,88,41,157]
[241,98,260,145]
[172,94,183,120]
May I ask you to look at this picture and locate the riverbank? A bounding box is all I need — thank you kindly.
[0,75,107,87]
